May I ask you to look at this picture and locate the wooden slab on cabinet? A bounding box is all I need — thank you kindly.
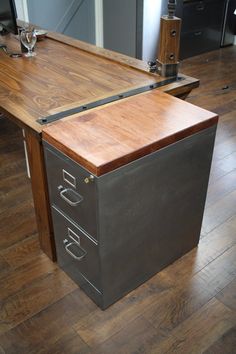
[43,90,218,176]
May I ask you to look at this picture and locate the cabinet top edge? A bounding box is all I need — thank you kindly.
[42,89,218,176]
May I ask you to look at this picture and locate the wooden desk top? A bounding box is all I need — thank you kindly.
[43,90,218,176]
[0,31,199,134]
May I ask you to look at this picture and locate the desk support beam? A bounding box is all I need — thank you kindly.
[25,130,56,261]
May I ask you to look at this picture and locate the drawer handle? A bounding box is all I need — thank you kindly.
[196,4,204,11]
[194,31,202,36]
[59,187,83,206]
[65,242,87,261]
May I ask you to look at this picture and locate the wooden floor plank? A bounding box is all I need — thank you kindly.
[40,329,91,354]
[0,200,37,251]
[0,182,33,215]
[206,170,236,207]
[214,111,236,145]
[213,134,236,161]
[196,245,236,297]
[148,298,236,354]
[216,278,236,311]
[0,255,11,280]
[0,289,96,354]
[90,316,166,354]
[202,190,236,234]
[0,254,57,302]
[90,298,235,354]
[203,325,236,354]
[73,273,172,347]
[0,268,77,335]
[213,151,236,176]
[0,234,41,270]
[142,279,212,336]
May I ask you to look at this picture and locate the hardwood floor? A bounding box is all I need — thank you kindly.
[0,46,235,353]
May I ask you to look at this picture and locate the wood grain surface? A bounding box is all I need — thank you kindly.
[0,29,199,134]
[43,89,218,176]
[0,45,235,353]
[0,33,155,132]
[157,16,181,64]
[46,30,199,99]
[17,19,196,84]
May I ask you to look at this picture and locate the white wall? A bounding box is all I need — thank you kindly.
[95,0,103,47]
[142,0,163,62]
[14,0,29,21]
[16,0,99,45]
[103,0,137,57]
[27,0,96,44]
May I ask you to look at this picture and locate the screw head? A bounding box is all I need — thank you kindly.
[84,175,95,184]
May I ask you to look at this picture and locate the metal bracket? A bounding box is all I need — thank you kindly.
[37,76,183,125]
[156,61,179,78]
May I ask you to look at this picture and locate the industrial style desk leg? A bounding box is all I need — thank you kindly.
[25,130,56,261]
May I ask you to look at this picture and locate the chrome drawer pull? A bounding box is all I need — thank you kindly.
[65,242,87,261]
[194,31,202,36]
[196,4,204,11]
[59,188,83,206]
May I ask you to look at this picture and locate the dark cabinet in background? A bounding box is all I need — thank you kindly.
[176,0,234,59]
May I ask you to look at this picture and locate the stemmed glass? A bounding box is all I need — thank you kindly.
[20,28,37,57]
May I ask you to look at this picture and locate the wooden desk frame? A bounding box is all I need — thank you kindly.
[0,30,199,261]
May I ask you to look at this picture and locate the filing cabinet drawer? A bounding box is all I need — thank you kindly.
[44,142,98,240]
[51,206,101,291]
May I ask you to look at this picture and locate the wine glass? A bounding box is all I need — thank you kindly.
[20,28,37,57]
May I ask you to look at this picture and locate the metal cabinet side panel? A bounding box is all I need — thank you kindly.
[97,125,217,308]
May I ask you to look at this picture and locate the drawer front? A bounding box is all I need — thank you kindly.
[182,0,225,32]
[180,28,221,58]
[182,1,208,32]
[52,206,101,291]
[44,143,98,240]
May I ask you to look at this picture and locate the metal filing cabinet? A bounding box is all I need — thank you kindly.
[43,125,217,309]
[42,89,218,310]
